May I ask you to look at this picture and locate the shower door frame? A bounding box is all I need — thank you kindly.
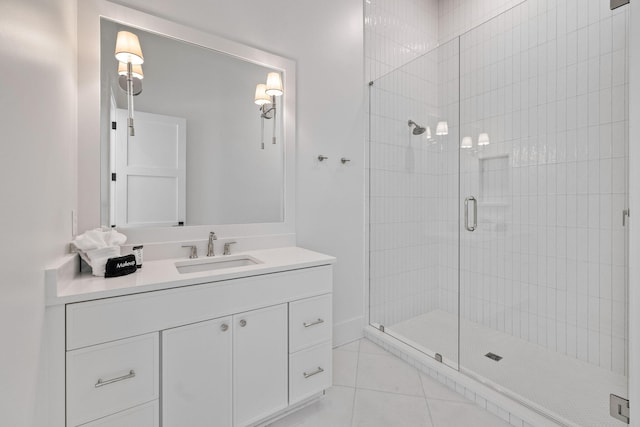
[366,36,462,372]
[627,1,640,424]
[367,2,639,425]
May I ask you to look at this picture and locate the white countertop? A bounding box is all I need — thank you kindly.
[46,246,336,306]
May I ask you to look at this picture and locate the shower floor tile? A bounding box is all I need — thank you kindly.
[268,338,511,427]
[390,310,627,427]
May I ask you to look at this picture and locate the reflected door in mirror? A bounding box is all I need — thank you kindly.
[112,109,186,227]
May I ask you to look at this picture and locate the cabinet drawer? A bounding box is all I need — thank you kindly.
[79,401,158,427]
[289,294,332,353]
[289,343,332,405]
[66,265,332,350]
[67,333,159,426]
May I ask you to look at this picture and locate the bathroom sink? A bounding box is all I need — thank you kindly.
[175,255,261,274]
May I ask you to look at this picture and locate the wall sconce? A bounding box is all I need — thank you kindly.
[478,133,490,146]
[436,121,449,136]
[461,136,473,149]
[254,71,283,149]
[115,30,144,136]
[117,62,143,95]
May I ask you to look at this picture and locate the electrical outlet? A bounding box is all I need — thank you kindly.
[71,210,78,237]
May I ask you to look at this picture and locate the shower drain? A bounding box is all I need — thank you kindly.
[485,352,503,361]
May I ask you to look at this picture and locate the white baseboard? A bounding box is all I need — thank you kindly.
[333,316,364,347]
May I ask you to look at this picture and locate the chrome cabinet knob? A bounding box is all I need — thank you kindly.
[220,323,229,332]
[239,319,247,327]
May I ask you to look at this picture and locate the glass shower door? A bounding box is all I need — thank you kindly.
[368,38,460,370]
[457,3,629,426]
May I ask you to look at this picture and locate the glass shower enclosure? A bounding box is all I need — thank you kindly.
[368,2,629,426]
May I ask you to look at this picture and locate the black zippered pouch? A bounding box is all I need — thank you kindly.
[105,254,137,278]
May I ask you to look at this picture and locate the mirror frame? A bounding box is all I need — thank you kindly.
[78,0,296,242]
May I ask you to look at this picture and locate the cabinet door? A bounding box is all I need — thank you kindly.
[162,317,232,427]
[233,304,288,427]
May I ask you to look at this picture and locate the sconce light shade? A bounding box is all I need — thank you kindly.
[461,136,473,148]
[436,121,449,136]
[265,72,283,96]
[426,126,432,139]
[254,84,272,106]
[115,31,144,65]
[118,62,144,80]
[478,133,490,146]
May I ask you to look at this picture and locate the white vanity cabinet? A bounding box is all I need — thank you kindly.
[62,263,333,427]
[162,316,233,427]
[288,294,333,404]
[65,333,159,427]
[233,304,288,426]
[162,305,288,427]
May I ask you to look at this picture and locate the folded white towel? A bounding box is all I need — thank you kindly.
[71,228,127,276]
[87,247,122,277]
[72,228,127,252]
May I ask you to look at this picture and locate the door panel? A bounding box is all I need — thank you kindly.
[458,3,629,426]
[367,38,461,370]
[114,109,186,227]
[162,317,232,427]
[233,304,287,427]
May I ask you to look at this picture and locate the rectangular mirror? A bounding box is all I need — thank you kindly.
[78,0,296,238]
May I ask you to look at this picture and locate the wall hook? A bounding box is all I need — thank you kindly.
[340,158,351,164]
[317,155,328,162]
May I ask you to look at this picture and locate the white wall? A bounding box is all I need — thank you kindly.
[108,0,366,344]
[0,0,77,425]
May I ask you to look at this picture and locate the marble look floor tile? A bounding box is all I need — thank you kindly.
[427,399,512,427]
[352,388,434,427]
[333,349,359,387]
[359,338,390,356]
[419,373,469,403]
[356,352,424,396]
[336,339,361,352]
[267,386,355,427]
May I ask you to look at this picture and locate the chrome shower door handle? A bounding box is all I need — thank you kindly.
[464,196,477,232]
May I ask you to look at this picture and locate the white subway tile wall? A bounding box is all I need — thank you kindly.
[369,45,443,326]
[457,0,629,375]
[365,0,439,82]
[435,38,460,319]
[439,0,526,44]
[367,0,629,376]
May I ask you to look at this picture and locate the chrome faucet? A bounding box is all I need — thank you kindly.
[207,232,217,256]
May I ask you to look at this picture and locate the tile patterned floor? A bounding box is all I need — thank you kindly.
[390,310,626,427]
[269,339,512,427]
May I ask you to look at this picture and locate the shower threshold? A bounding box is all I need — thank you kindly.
[374,310,626,427]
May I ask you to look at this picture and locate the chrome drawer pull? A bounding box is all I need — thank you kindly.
[95,370,136,388]
[303,318,324,328]
[303,367,324,379]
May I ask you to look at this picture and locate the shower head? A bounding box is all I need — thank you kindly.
[408,120,426,135]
